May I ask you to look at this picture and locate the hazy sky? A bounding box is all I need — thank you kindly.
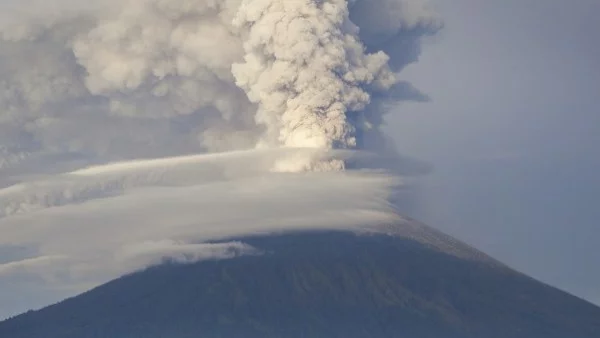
[389,0,600,305]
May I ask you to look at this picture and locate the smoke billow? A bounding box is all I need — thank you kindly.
[0,0,441,318]
[0,0,440,171]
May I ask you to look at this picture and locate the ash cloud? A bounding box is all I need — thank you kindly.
[0,0,440,172]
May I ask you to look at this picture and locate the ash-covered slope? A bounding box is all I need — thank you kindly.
[1,221,599,338]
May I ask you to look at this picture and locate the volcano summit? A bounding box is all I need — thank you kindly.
[1,220,599,338]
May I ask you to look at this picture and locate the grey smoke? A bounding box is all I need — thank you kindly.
[0,0,440,172]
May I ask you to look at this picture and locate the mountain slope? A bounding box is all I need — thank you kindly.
[1,222,599,338]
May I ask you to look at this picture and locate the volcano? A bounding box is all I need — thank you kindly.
[1,219,599,338]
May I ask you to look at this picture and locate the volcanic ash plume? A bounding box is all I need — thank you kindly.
[0,0,441,172]
[232,0,394,149]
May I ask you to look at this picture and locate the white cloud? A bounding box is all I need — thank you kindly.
[0,149,402,318]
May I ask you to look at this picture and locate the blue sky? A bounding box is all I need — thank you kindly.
[388,0,600,305]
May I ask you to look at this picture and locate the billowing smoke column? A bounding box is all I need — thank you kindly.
[232,0,395,151]
[0,0,441,172]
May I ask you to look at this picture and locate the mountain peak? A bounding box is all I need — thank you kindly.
[1,222,599,338]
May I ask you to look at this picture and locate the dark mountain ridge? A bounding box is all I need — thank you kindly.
[2,221,599,338]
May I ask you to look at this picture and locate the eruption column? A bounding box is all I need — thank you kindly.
[232,0,398,170]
